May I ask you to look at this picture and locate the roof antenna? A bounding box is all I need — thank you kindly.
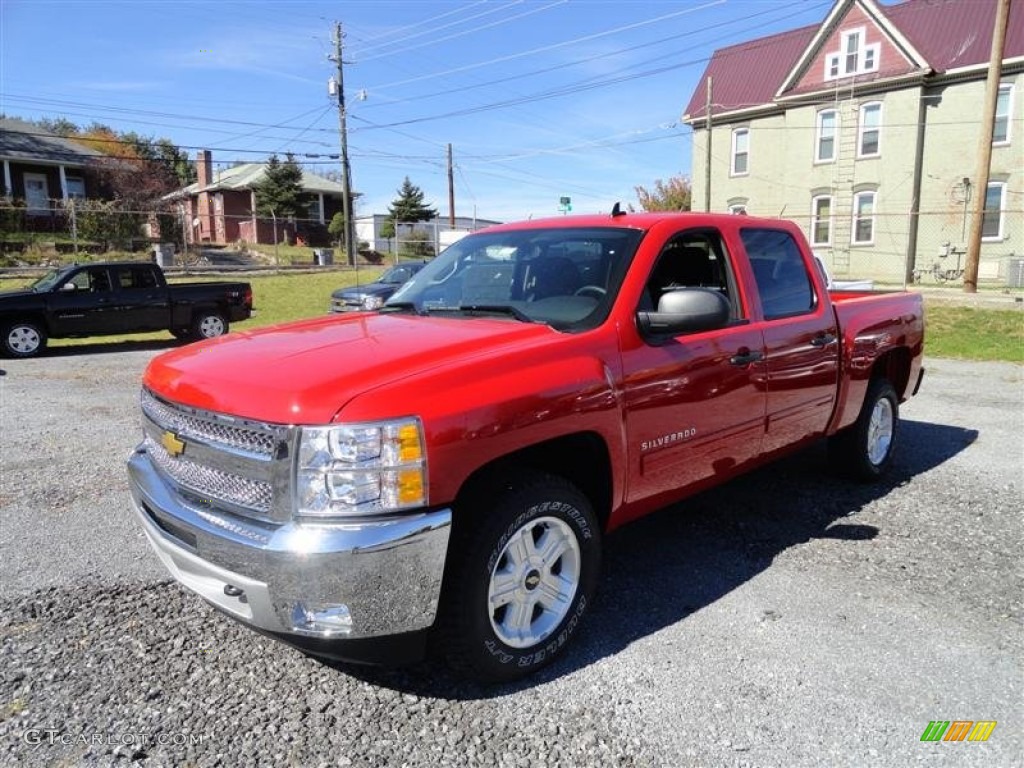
[611,202,625,217]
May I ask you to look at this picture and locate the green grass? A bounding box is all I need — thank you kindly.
[1,271,1021,361]
[924,302,1024,362]
[0,268,386,348]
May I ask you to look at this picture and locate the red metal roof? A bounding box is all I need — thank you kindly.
[882,0,1024,72]
[684,0,1024,121]
[683,24,815,119]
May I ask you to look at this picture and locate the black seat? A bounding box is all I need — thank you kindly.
[526,256,580,300]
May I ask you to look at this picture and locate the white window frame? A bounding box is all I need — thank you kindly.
[826,54,840,79]
[852,190,876,245]
[23,172,50,213]
[731,128,749,176]
[858,102,882,158]
[982,182,1006,241]
[824,26,881,81]
[815,110,838,163]
[65,176,86,200]
[994,83,1013,145]
[811,195,833,246]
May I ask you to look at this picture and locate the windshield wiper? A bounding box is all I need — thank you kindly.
[456,304,536,323]
[381,301,427,316]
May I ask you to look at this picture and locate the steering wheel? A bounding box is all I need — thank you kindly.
[574,285,606,298]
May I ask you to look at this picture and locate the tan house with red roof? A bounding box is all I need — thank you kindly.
[683,0,1022,284]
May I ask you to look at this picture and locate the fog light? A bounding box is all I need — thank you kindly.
[290,602,353,636]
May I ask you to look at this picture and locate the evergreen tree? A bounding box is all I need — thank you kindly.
[254,154,308,219]
[379,218,397,257]
[328,211,347,245]
[387,177,437,226]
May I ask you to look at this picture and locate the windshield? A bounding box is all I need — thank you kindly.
[379,264,420,285]
[385,226,644,331]
[29,268,72,293]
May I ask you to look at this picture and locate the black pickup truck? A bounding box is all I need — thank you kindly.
[0,261,253,358]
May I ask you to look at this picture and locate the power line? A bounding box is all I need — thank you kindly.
[354,1,523,58]
[351,0,490,48]
[363,0,725,94]
[357,1,569,63]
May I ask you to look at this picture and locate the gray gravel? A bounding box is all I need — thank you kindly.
[0,346,1021,767]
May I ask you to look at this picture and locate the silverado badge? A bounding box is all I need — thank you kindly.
[161,431,186,458]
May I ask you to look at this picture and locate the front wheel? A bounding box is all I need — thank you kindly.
[829,379,899,481]
[192,312,228,340]
[3,321,47,358]
[441,470,601,683]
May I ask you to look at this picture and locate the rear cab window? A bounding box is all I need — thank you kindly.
[115,266,159,291]
[739,228,816,319]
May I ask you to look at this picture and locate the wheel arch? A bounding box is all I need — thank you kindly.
[871,347,912,399]
[2,313,49,333]
[454,431,614,533]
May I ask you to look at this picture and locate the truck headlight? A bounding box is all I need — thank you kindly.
[296,417,426,518]
[362,295,385,310]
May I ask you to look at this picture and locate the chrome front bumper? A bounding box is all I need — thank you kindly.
[127,446,452,645]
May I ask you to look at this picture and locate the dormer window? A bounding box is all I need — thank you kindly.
[825,27,880,80]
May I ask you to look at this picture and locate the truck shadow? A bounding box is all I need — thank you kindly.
[325,419,977,699]
[44,338,184,357]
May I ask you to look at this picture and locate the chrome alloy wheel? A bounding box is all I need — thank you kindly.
[8,325,41,355]
[487,516,581,649]
[198,315,226,338]
[866,397,894,466]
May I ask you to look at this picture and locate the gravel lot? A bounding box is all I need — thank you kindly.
[0,343,1021,767]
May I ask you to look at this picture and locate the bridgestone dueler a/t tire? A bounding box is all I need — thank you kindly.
[829,378,899,482]
[441,470,601,683]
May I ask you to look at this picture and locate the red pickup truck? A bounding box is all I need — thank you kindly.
[127,211,923,682]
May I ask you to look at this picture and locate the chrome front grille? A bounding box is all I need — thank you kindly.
[145,435,274,513]
[141,389,278,457]
[140,389,293,523]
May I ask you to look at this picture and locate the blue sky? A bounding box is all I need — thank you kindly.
[1,0,832,222]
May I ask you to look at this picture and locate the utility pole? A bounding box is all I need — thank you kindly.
[447,143,455,228]
[331,21,356,266]
[963,0,1010,293]
[704,76,713,213]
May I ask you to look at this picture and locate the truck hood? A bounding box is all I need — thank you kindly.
[0,290,36,300]
[143,312,556,424]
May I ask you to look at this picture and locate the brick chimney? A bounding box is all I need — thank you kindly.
[197,150,213,188]
[196,150,214,243]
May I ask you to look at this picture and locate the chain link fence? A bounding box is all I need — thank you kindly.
[780,207,1023,287]
[4,198,1021,287]
[0,199,489,266]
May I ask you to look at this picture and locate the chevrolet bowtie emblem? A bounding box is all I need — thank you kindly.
[161,431,186,458]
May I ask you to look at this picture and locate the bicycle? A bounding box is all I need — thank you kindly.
[913,244,964,284]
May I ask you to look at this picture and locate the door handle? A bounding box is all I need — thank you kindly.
[730,349,764,366]
[811,332,838,347]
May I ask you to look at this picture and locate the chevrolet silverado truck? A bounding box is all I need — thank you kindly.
[127,211,924,682]
[329,261,429,313]
[1,261,252,358]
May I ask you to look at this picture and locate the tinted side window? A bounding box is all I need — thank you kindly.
[87,268,112,293]
[115,267,157,290]
[740,228,814,319]
[642,229,743,321]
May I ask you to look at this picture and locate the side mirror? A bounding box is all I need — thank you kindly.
[637,288,731,337]
[61,282,77,292]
